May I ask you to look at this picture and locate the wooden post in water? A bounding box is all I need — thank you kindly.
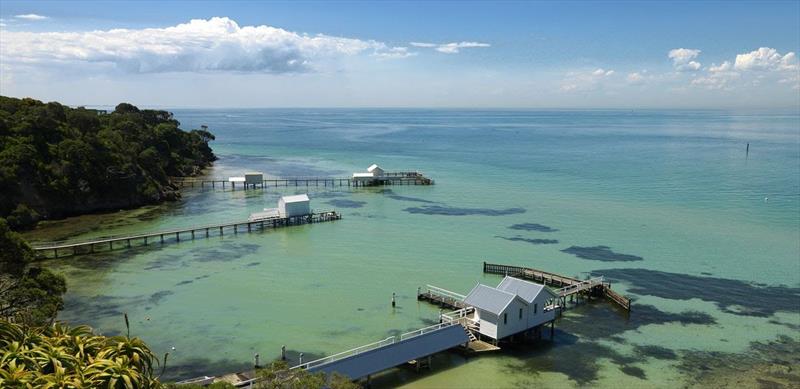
[281,345,286,361]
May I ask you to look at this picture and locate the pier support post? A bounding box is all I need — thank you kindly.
[392,292,396,308]
[160,235,164,243]
[299,353,303,365]
[191,230,195,239]
[54,248,58,258]
[109,241,113,250]
[176,232,180,242]
[144,237,148,245]
[126,239,131,248]
[220,226,223,235]
[281,345,286,360]
[206,228,209,237]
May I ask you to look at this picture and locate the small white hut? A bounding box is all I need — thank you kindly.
[278,194,311,218]
[352,163,385,182]
[244,172,264,186]
[463,276,557,341]
[367,164,385,177]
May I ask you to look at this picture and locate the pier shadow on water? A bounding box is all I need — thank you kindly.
[594,268,800,317]
[403,205,526,216]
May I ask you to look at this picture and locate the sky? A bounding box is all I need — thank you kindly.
[0,1,798,109]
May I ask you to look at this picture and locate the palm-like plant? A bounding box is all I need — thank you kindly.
[0,317,163,388]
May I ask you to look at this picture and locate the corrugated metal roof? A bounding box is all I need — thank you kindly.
[280,194,310,203]
[496,276,549,304]
[367,164,381,172]
[463,284,517,315]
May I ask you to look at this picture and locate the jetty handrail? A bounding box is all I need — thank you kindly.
[292,314,462,372]
[555,276,603,297]
[424,284,466,301]
[31,211,340,249]
[399,321,459,341]
[292,336,397,371]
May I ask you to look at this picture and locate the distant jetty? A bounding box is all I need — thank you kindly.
[32,195,339,259]
[172,164,434,190]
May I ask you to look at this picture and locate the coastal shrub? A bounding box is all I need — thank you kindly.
[0,218,66,325]
[255,360,360,389]
[0,319,164,388]
[0,96,217,229]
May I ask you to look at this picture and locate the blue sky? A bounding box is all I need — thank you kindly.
[1,1,798,108]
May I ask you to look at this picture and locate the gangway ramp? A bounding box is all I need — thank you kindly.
[293,322,469,380]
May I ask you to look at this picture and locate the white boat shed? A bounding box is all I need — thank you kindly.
[463,276,557,341]
[278,194,311,218]
[352,163,385,182]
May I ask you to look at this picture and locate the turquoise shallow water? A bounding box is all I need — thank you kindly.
[30,109,800,387]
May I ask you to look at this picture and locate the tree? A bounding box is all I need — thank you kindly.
[255,361,360,389]
[0,218,66,325]
[0,96,216,230]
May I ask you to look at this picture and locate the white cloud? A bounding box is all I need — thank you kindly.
[627,72,645,84]
[14,14,49,21]
[688,48,798,90]
[410,41,490,54]
[669,48,702,71]
[0,17,410,74]
[709,61,732,73]
[409,42,437,48]
[561,68,615,91]
[734,47,798,71]
[373,47,417,59]
[593,68,614,76]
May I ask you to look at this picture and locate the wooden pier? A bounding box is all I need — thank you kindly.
[31,211,341,259]
[172,171,434,191]
[483,262,631,311]
[417,285,468,311]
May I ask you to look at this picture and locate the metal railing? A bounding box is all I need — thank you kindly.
[423,284,466,301]
[555,276,604,297]
[291,307,464,372]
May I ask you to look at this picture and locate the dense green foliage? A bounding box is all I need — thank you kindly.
[0,218,66,325]
[0,96,216,229]
[255,361,359,389]
[0,319,164,388]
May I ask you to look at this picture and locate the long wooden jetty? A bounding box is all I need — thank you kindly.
[31,211,341,259]
[172,171,434,191]
[482,262,631,311]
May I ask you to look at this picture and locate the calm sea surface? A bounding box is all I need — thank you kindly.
[28,109,800,387]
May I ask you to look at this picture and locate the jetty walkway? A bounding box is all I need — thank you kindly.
[172,171,434,191]
[482,262,632,311]
[417,263,630,311]
[31,211,341,259]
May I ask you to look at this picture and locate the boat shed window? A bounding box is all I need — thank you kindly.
[534,303,538,314]
[503,313,507,324]
[519,308,523,319]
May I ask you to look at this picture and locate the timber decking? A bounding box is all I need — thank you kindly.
[482,262,632,311]
[172,171,434,191]
[31,211,341,259]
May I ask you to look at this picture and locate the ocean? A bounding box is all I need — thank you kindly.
[26,109,800,387]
